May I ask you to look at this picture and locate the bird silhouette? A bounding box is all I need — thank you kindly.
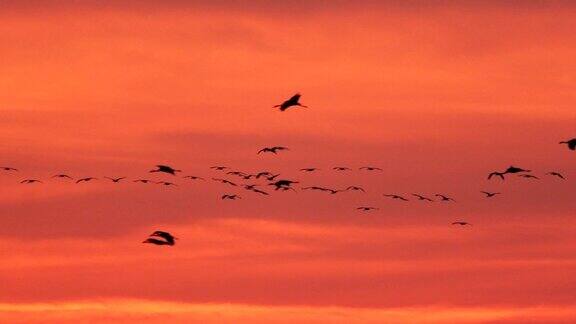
[435,194,455,202]
[183,175,205,180]
[383,194,408,201]
[559,138,576,150]
[52,174,73,179]
[356,207,378,211]
[150,231,177,245]
[157,181,178,186]
[210,166,228,171]
[273,93,307,111]
[265,173,281,181]
[0,167,17,171]
[222,194,241,200]
[452,221,472,226]
[150,165,181,175]
[105,177,126,183]
[359,167,382,171]
[133,179,153,183]
[546,172,565,180]
[488,172,505,180]
[300,168,319,172]
[481,191,500,198]
[345,186,365,192]
[76,177,97,183]
[20,179,42,184]
[255,171,273,179]
[227,171,248,177]
[504,166,531,174]
[212,178,237,186]
[143,238,174,246]
[412,194,433,201]
[518,174,539,180]
[269,179,299,190]
[333,167,351,171]
[258,146,289,154]
[302,186,339,194]
[249,188,269,195]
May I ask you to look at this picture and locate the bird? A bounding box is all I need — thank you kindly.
[383,194,408,201]
[546,172,565,180]
[0,167,17,171]
[183,175,205,180]
[518,174,539,180]
[333,167,351,171]
[452,221,472,226]
[210,166,228,170]
[150,165,181,175]
[300,168,319,172]
[559,138,576,150]
[222,194,241,200]
[258,146,289,154]
[302,186,339,194]
[249,188,269,195]
[212,178,237,186]
[359,167,382,171]
[105,177,126,183]
[269,179,299,190]
[157,181,177,186]
[356,207,378,211]
[504,166,531,174]
[265,173,281,181]
[488,172,505,180]
[255,171,273,179]
[20,179,42,184]
[76,177,97,183]
[481,191,500,198]
[133,179,153,183]
[345,186,365,192]
[412,194,433,201]
[435,194,455,202]
[52,174,73,179]
[273,93,308,111]
[142,238,174,246]
[149,231,177,245]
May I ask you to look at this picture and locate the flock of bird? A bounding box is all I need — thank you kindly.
[4,94,575,245]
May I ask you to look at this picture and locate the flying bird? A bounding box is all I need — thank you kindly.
[20,179,42,184]
[105,177,126,183]
[435,194,455,202]
[452,221,472,226]
[333,167,351,171]
[518,174,539,180]
[255,171,273,179]
[133,179,153,183]
[222,194,241,200]
[76,177,97,183]
[0,167,17,171]
[300,168,319,172]
[359,167,382,171]
[412,194,433,201]
[258,146,289,154]
[481,191,500,198]
[52,174,73,179]
[212,178,237,186]
[559,138,576,150]
[269,179,299,190]
[150,165,181,175]
[356,207,378,211]
[383,194,408,201]
[265,173,281,181]
[249,188,269,195]
[273,93,308,111]
[183,175,205,180]
[157,181,178,186]
[149,231,177,245]
[210,166,228,170]
[345,186,365,192]
[504,166,531,174]
[546,172,565,180]
[488,172,505,180]
[302,186,339,194]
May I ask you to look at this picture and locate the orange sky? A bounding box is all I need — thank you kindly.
[1,1,575,323]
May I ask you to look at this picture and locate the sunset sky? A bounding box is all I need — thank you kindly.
[1,1,576,323]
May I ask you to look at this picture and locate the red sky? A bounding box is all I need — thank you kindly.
[1,1,575,323]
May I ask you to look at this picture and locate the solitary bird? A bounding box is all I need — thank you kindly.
[105,177,126,183]
[488,172,505,180]
[452,221,472,226]
[157,181,177,186]
[273,93,308,111]
[333,167,351,171]
[212,178,237,186]
[546,172,565,180]
[183,175,205,180]
[435,194,455,202]
[412,194,433,201]
[0,167,17,171]
[150,165,181,175]
[76,177,97,183]
[143,238,174,246]
[133,179,153,183]
[52,174,73,179]
[258,146,289,154]
[210,166,228,171]
[359,167,382,171]
[559,138,576,150]
[300,168,319,172]
[150,231,177,245]
[518,174,539,180]
[222,194,241,200]
[481,191,500,198]
[345,186,365,192]
[383,194,408,201]
[20,179,42,184]
[357,207,378,211]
